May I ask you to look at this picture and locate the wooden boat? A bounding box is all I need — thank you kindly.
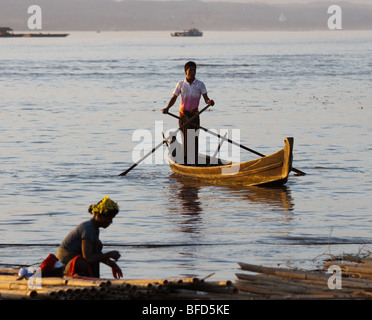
[171,28,203,37]
[0,27,69,38]
[168,137,294,187]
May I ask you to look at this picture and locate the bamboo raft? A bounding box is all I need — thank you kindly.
[3,254,372,300]
[236,254,372,299]
[0,270,239,300]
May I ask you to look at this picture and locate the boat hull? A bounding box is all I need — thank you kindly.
[0,27,68,38]
[1,33,69,37]
[168,137,294,187]
[171,28,203,37]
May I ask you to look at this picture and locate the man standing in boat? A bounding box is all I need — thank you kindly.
[162,61,214,165]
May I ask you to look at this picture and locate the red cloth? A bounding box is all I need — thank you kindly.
[67,255,93,277]
[40,253,59,272]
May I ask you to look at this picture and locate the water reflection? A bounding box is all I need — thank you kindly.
[166,174,295,234]
[176,181,203,216]
[223,184,295,215]
[166,175,203,234]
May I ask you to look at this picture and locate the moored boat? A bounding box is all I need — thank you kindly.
[168,137,294,187]
[0,27,68,38]
[171,28,203,37]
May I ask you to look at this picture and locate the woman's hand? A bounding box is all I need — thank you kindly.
[107,250,121,261]
[111,261,123,279]
[104,251,123,278]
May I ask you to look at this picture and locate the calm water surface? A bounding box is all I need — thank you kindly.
[0,31,371,280]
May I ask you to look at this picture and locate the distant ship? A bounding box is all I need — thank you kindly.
[171,28,203,37]
[0,27,69,38]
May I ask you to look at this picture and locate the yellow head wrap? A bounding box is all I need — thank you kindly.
[90,196,119,216]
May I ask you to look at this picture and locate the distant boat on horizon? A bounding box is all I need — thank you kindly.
[171,28,203,37]
[0,27,69,38]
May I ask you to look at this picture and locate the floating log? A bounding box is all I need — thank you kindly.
[0,289,38,299]
[111,279,165,287]
[0,280,28,291]
[342,255,372,266]
[235,280,285,296]
[238,262,331,282]
[236,273,330,290]
[169,279,238,295]
[0,275,21,281]
[324,262,372,278]
[41,277,68,286]
[65,278,111,288]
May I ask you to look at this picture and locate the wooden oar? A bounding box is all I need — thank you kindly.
[212,132,227,159]
[118,105,211,176]
[165,111,306,176]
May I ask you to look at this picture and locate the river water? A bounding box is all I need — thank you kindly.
[0,31,371,280]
